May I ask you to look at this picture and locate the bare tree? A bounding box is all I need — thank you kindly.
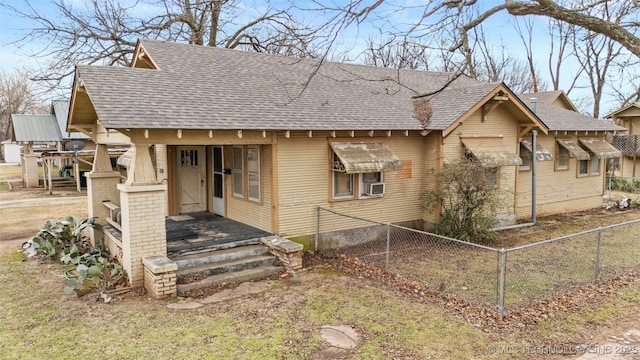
[0,70,44,142]
[363,36,435,70]
[572,2,632,117]
[546,19,580,91]
[1,0,319,89]
[471,26,547,93]
[362,28,546,94]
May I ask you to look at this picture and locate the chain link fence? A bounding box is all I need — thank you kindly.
[315,207,640,318]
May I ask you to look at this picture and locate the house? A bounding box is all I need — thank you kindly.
[11,100,94,187]
[67,40,624,289]
[607,102,640,178]
[516,91,623,218]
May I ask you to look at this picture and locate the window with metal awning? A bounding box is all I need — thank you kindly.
[520,139,553,161]
[556,140,590,160]
[330,142,403,173]
[578,138,622,159]
[461,138,522,167]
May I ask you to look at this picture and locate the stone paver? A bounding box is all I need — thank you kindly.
[167,280,275,310]
[167,300,204,310]
[574,329,640,360]
[320,325,359,349]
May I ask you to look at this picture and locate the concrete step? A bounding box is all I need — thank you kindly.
[176,254,275,281]
[172,244,269,269]
[167,238,262,257]
[176,266,283,295]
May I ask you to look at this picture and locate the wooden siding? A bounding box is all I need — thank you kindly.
[516,134,606,218]
[620,156,640,178]
[442,105,520,222]
[223,145,272,232]
[276,132,428,237]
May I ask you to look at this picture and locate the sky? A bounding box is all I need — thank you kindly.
[0,0,637,115]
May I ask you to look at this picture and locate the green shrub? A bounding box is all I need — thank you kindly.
[22,216,126,297]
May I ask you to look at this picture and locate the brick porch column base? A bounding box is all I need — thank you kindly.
[143,256,177,299]
[261,236,304,272]
[118,183,167,288]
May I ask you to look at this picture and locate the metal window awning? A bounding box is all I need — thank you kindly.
[557,140,590,160]
[461,139,522,166]
[116,148,133,168]
[578,138,622,159]
[330,142,402,173]
[521,139,553,161]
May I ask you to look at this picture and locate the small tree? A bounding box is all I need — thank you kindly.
[421,161,506,243]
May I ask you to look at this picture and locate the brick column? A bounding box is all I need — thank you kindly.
[118,183,167,288]
[86,172,121,245]
[86,144,122,246]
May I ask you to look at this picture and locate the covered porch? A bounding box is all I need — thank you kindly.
[103,211,272,257]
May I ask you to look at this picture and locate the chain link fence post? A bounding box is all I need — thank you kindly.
[497,248,506,320]
[315,206,320,251]
[385,223,390,272]
[595,227,602,283]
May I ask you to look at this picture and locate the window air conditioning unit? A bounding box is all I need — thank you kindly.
[365,182,385,196]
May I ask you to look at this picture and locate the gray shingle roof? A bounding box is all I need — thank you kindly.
[11,114,63,142]
[527,102,624,132]
[79,39,482,131]
[75,40,624,134]
[519,90,565,105]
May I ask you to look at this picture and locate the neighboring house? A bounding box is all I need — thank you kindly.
[1,140,21,163]
[67,40,624,287]
[607,103,640,178]
[11,100,94,187]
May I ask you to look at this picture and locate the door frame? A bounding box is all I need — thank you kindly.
[212,146,225,216]
[177,145,206,213]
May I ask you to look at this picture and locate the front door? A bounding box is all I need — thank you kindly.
[178,146,206,213]
[213,146,225,216]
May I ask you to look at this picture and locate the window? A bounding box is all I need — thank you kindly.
[331,153,383,200]
[578,159,589,176]
[591,157,601,175]
[232,146,244,197]
[578,154,600,177]
[556,144,569,170]
[247,146,260,201]
[232,145,261,201]
[180,149,198,167]
[519,143,531,171]
[483,167,499,189]
[333,171,354,198]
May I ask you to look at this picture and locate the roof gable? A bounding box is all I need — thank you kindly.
[520,90,578,112]
[606,102,640,119]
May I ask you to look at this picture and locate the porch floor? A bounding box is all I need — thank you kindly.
[166,212,272,256]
